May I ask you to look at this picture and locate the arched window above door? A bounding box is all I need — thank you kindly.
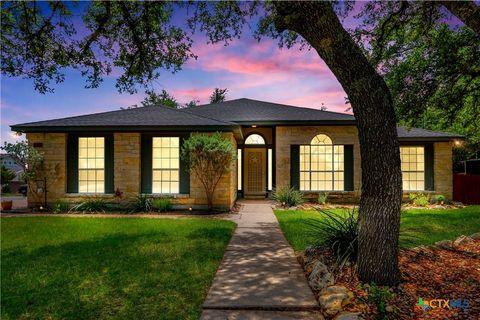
[310,134,332,145]
[245,134,265,145]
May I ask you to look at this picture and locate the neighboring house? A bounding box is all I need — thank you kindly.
[11,98,461,209]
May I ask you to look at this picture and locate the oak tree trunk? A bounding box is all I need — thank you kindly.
[274,1,403,285]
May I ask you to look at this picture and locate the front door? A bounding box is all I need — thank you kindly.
[244,148,266,198]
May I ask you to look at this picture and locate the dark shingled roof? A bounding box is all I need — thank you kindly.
[10,98,462,140]
[185,98,355,124]
[11,105,236,132]
[397,126,462,141]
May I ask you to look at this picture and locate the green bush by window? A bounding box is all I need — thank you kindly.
[70,199,110,213]
[52,200,70,213]
[273,186,304,207]
[318,192,329,205]
[152,197,173,212]
[408,193,429,207]
[129,194,153,213]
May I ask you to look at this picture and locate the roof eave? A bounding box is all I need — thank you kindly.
[398,136,463,142]
[10,124,239,133]
[232,120,357,126]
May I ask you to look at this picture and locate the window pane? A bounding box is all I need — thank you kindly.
[152,137,180,194]
[237,149,242,191]
[400,146,425,191]
[268,148,273,191]
[245,134,265,145]
[300,135,345,191]
[78,137,105,194]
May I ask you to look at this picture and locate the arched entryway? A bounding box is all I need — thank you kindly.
[243,134,267,199]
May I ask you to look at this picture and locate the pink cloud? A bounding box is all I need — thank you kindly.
[172,88,212,102]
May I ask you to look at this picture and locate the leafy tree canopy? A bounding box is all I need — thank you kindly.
[351,1,480,156]
[141,89,178,108]
[1,165,16,185]
[209,88,228,104]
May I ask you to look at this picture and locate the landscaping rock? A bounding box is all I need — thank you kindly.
[435,240,453,249]
[318,286,354,317]
[308,260,334,291]
[454,235,473,246]
[333,311,362,320]
[470,232,480,240]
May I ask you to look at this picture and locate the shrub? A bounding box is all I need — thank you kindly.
[318,192,328,205]
[52,200,70,213]
[129,194,153,213]
[273,186,304,207]
[181,133,235,211]
[409,193,429,207]
[70,199,109,213]
[433,194,446,204]
[304,209,358,268]
[359,283,394,317]
[152,197,173,212]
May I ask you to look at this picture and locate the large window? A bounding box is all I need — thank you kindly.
[152,137,180,194]
[300,134,344,191]
[401,146,425,191]
[78,137,104,193]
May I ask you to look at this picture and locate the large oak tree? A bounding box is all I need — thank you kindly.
[2,0,478,285]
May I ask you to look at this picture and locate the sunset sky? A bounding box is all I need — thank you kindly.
[0,2,459,144]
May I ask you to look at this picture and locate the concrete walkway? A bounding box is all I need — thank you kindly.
[201,201,321,320]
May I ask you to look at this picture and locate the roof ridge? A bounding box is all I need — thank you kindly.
[179,107,237,125]
[195,97,352,117]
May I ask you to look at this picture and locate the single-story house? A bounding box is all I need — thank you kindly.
[11,98,462,209]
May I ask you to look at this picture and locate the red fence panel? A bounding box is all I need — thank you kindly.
[453,174,480,204]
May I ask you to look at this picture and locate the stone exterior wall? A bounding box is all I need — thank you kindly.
[26,133,67,207]
[25,131,237,210]
[24,128,453,208]
[275,126,454,202]
[434,141,453,199]
[275,126,361,201]
[114,133,141,197]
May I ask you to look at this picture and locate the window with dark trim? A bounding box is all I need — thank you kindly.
[152,137,180,194]
[299,134,344,191]
[78,137,105,193]
[400,146,425,191]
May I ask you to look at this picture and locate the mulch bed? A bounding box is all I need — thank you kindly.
[307,240,480,319]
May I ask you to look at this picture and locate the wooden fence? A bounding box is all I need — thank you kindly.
[453,174,480,204]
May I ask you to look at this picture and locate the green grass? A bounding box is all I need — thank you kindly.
[0,193,22,197]
[1,217,236,320]
[275,206,480,251]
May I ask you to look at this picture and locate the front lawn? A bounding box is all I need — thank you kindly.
[275,206,480,251]
[1,217,236,320]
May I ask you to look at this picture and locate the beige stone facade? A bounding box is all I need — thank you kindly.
[275,126,361,202]
[24,127,455,209]
[114,133,141,197]
[433,141,453,199]
[25,133,67,206]
[26,131,237,210]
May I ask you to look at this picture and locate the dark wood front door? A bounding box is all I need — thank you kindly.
[244,148,266,198]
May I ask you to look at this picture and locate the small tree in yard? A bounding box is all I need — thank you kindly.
[181,133,235,211]
[1,165,16,193]
[1,141,58,207]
